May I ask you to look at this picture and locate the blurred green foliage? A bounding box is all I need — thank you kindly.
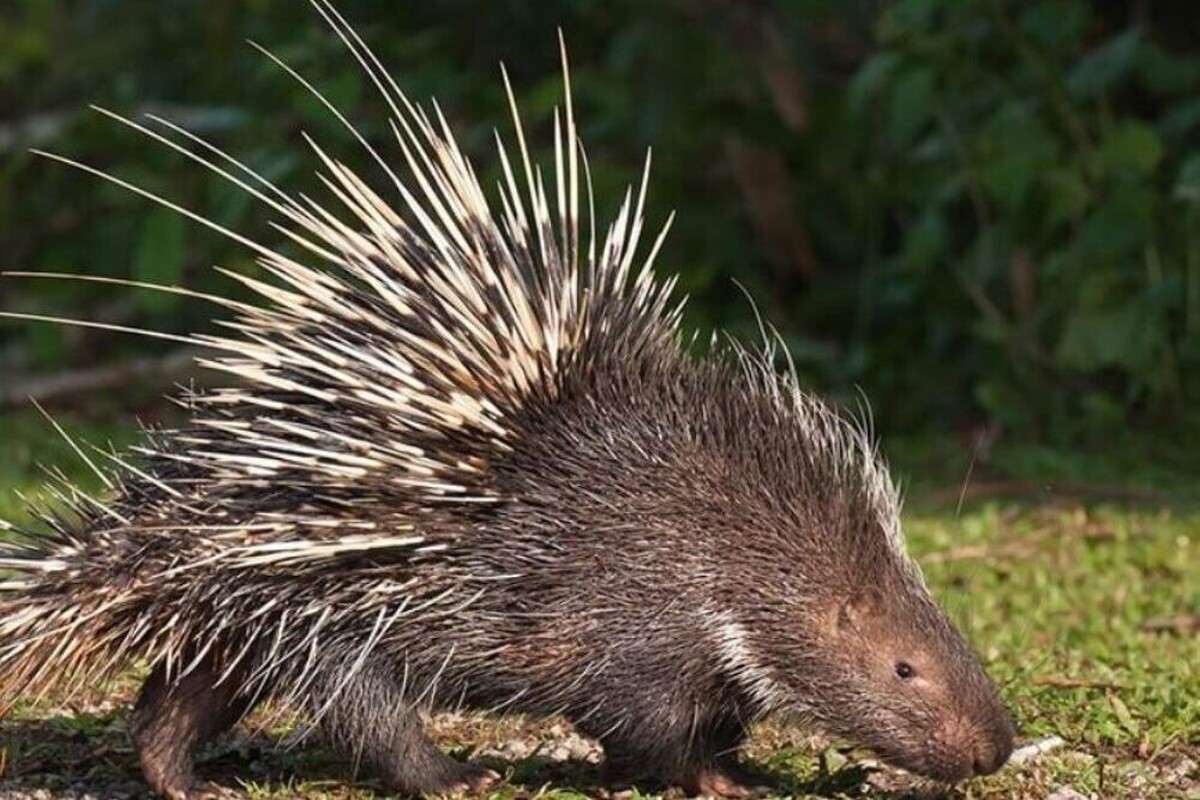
[1,0,1198,446]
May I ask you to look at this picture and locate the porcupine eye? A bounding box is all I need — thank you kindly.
[894,661,916,680]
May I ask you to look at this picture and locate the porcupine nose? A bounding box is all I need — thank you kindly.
[935,711,1013,779]
[971,739,1009,775]
[970,716,1015,775]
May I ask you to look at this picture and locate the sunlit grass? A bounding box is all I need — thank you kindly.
[0,415,1195,798]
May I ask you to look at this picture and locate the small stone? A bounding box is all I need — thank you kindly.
[561,731,601,762]
[496,736,536,760]
[1046,786,1092,800]
[1009,735,1066,764]
[1161,755,1196,785]
[820,748,849,771]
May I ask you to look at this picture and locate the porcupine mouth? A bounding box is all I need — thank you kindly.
[858,706,1014,782]
[870,740,978,783]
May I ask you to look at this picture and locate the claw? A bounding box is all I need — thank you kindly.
[689,768,755,798]
[436,764,502,796]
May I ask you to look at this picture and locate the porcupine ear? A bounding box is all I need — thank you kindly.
[835,586,887,635]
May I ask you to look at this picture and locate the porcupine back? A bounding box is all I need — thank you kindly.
[0,2,897,726]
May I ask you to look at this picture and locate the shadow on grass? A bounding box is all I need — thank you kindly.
[0,712,950,799]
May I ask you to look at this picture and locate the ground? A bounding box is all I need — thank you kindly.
[0,412,1196,799]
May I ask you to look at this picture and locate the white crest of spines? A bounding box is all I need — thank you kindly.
[728,325,904,554]
[1,0,677,503]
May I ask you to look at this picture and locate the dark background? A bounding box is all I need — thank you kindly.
[2,0,1198,485]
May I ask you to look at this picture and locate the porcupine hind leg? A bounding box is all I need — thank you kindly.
[128,659,257,800]
[318,663,499,795]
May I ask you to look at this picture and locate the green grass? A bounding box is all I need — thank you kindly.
[908,504,1198,797]
[0,413,1196,798]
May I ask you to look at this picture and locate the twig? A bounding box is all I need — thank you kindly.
[1140,615,1200,636]
[920,480,1163,506]
[0,103,247,154]
[920,540,1042,565]
[0,350,201,408]
[1031,677,1126,690]
[1009,735,1066,764]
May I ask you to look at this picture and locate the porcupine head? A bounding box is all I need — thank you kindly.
[716,448,1020,783]
[0,3,1016,796]
[554,336,1019,787]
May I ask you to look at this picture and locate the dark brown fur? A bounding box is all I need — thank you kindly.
[18,340,1013,798]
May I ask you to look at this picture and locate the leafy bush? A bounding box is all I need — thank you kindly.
[817,0,1200,440]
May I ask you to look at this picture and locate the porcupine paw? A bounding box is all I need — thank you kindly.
[171,781,239,800]
[685,767,755,799]
[385,761,501,797]
[141,776,231,800]
[439,762,503,795]
[600,758,758,798]
[133,742,206,800]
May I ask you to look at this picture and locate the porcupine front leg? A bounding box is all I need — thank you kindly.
[681,714,761,799]
[590,705,757,798]
[129,658,256,800]
[318,662,499,795]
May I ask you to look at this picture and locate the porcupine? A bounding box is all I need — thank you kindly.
[0,4,1016,798]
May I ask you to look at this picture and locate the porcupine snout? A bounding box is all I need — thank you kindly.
[932,706,1015,778]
